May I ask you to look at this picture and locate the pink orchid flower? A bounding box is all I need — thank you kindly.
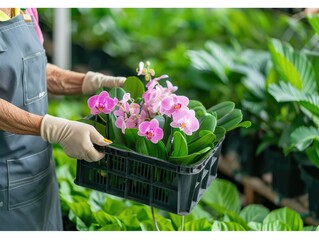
[138,119,164,143]
[170,108,199,135]
[160,95,189,117]
[87,91,117,115]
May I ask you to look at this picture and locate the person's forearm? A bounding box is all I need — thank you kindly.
[0,98,42,135]
[46,63,85,95]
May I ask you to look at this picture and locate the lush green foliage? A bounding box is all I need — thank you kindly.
[42,8,319,230]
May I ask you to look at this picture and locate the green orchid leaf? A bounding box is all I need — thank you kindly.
[123,76,145,99]
[109,114,125,144]
[171,131,188,157]
[188,131,215,154]
[188,114,217,143]
[239,204,270,223]
[201,178,241,214]
[217,109,243,131]
[212,220,246,231]
[136,138,167,160]
[214,126,226,142]
[123,128,139,150]
[207,101,235,119]
[108,87,126,100]
[263,207,303,231]
[169,146,211,165]
[188,100,207,117]
[268,38,317,94]
[135,138,149,156]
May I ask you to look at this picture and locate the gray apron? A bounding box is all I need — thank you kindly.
[0,14,62,230]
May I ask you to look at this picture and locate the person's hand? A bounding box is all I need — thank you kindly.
[40,114,111,162]
[82,71,126,95]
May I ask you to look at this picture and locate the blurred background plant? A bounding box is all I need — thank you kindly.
[38,8,319,230]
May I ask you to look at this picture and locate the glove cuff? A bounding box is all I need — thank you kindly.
[82,71,101,95]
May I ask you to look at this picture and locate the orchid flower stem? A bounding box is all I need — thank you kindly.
[98,114,108,124]
[151,207,160,231]
[94,115,97,128]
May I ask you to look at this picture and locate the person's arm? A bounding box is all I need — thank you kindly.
[0,98,42,135]
[0,98,109,162]
[46,63,126,95]
[46,63,85,95]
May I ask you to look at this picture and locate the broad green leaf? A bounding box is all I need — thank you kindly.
[268,38,317,94]
[201,178,241,214]
[188,49,228,83]
[118,205,151,229]
[269,81,319,118]
[68,202,93,225]
[93,210,122,227]
[261,220,291,231]
[169,146,211,165]
[188,131,215,154]
[123,76,145,99]
[247,222,263,231]
[98,223,124,231]
[140,218,175,231]
[168,213,195,230]
[239,204,270,223]
[263,207,303,231]
[171,131,188,157]
[290,126,319,151]
[212,220,246,231]
[108,87,126,100]
[179,218,212,231]
[307,14,319,35]
[189,114,217,142]
[102,195,127,215]
[306,144,319,168]
[217,109,243,131]
[223,211,250,230]
[207,101,235,119]
[89,191,107,212]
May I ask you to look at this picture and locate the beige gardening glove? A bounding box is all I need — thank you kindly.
[82,71,126,95]
[40,114,111,162]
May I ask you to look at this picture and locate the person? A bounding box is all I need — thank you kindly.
[0,8,126,230]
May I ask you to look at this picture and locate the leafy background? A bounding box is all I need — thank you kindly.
[37,8,319,230]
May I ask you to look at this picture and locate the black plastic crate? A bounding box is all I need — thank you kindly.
[74,140,223,215]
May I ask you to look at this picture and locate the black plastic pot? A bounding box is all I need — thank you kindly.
[222,130,270,177]
[300,164,319,220]
[270,149,306,198]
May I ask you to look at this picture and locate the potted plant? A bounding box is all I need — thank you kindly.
[74,61,251,215]
[267,13,319,218]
